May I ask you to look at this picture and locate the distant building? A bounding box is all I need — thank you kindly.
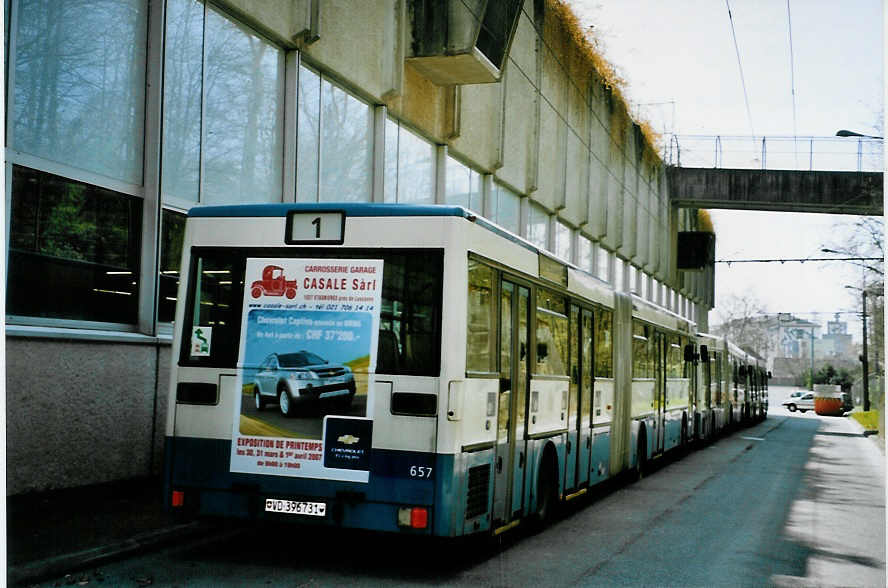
[778,316,821,360]
[820,314,854,359]
[714,312,860,383]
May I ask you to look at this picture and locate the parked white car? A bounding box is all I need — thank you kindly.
[783,391,814,413]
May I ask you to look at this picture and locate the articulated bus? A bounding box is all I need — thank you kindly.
[165,203,766,537]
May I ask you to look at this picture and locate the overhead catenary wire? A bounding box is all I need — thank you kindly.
[786,0,798,165]
[725,0,756,142]
[716,256,883,264]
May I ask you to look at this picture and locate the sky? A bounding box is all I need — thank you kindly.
[569,0,884,342]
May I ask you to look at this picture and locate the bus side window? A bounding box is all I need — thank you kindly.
[594,309,613,379]
[180,251,242,366]
[466,260,497,373]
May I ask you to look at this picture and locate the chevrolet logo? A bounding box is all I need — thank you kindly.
[337,434,360,445]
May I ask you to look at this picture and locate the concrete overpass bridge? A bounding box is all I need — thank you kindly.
[664,135,884,216]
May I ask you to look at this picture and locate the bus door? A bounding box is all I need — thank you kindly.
[654,331,667,455]
[579,308,593,485]
[493,280,530,525]
[564,305,592,492]
[703,348,712,411]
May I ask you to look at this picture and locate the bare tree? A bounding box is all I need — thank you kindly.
[823,216,883,277]
[711,292,775,358]
[823,216,884,409]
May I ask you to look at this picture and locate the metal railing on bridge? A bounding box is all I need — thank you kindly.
[665,135,884,173]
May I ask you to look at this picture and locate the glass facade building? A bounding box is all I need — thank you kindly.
[4,0,708,494]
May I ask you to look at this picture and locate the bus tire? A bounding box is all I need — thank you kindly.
[635,428,647,480]
[680,415,688,453]
[533,447,558,528]
[278,385,293,417]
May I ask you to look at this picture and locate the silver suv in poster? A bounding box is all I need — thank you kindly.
[252,351,356,416]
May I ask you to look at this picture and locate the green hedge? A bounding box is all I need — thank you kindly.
[851,410,880,432]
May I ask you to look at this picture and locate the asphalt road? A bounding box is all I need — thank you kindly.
[39,387,885,587]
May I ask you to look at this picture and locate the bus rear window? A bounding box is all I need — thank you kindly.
[179,248,442,377]
[180,251,245,367]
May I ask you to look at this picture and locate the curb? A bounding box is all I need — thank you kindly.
[8,521,205,587]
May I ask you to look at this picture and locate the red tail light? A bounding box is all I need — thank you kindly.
[410,507,428,529]
[398,506,429,529]
[172,490,185,507]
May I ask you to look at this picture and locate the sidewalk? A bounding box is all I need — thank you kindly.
[6,477,206,586]
[771,409,886,587]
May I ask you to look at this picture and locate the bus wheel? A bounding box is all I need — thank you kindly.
[533,449,558,528]
[278,386,293,417]
[635,429,647,480]
[680,416,688,453]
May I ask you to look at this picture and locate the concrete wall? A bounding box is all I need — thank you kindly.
[6,337,169,495]
[227,0,694,295]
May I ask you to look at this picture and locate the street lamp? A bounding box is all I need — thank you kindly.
[807,326,816,391]
[835,130,883,171]
[835,129,883,139]
[845,284,869,411]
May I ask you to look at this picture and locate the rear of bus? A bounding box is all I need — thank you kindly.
[165,203,462,535]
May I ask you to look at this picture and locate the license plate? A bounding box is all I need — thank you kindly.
[264,498,327,517]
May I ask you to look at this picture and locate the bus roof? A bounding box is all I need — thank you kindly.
[188,201,540,256]
[188,202,474,219]
[187,202,626,295]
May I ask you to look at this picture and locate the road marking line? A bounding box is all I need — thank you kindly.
[740,436,765,441]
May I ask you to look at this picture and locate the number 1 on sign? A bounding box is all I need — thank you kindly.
[286,211,344,244]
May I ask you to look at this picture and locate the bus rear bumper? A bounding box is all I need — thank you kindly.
[173,486,431,534]
[164,436,438,535]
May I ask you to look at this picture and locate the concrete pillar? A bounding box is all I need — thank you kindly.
[482,174,494,220]
[372,105,388,203]
[435,144,447,204]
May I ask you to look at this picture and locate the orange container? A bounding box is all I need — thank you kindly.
[814,396,843,416]
[814,385,844,416]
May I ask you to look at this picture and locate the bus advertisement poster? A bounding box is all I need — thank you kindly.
[230,257,383,483]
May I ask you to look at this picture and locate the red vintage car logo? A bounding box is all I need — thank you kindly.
[250,265,299,299]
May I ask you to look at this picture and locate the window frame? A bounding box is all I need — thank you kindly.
[297,62,376,204]
[5,163,146,330]
[384,117,436,205]
[5,0,293,335]
[5,0,155,332]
